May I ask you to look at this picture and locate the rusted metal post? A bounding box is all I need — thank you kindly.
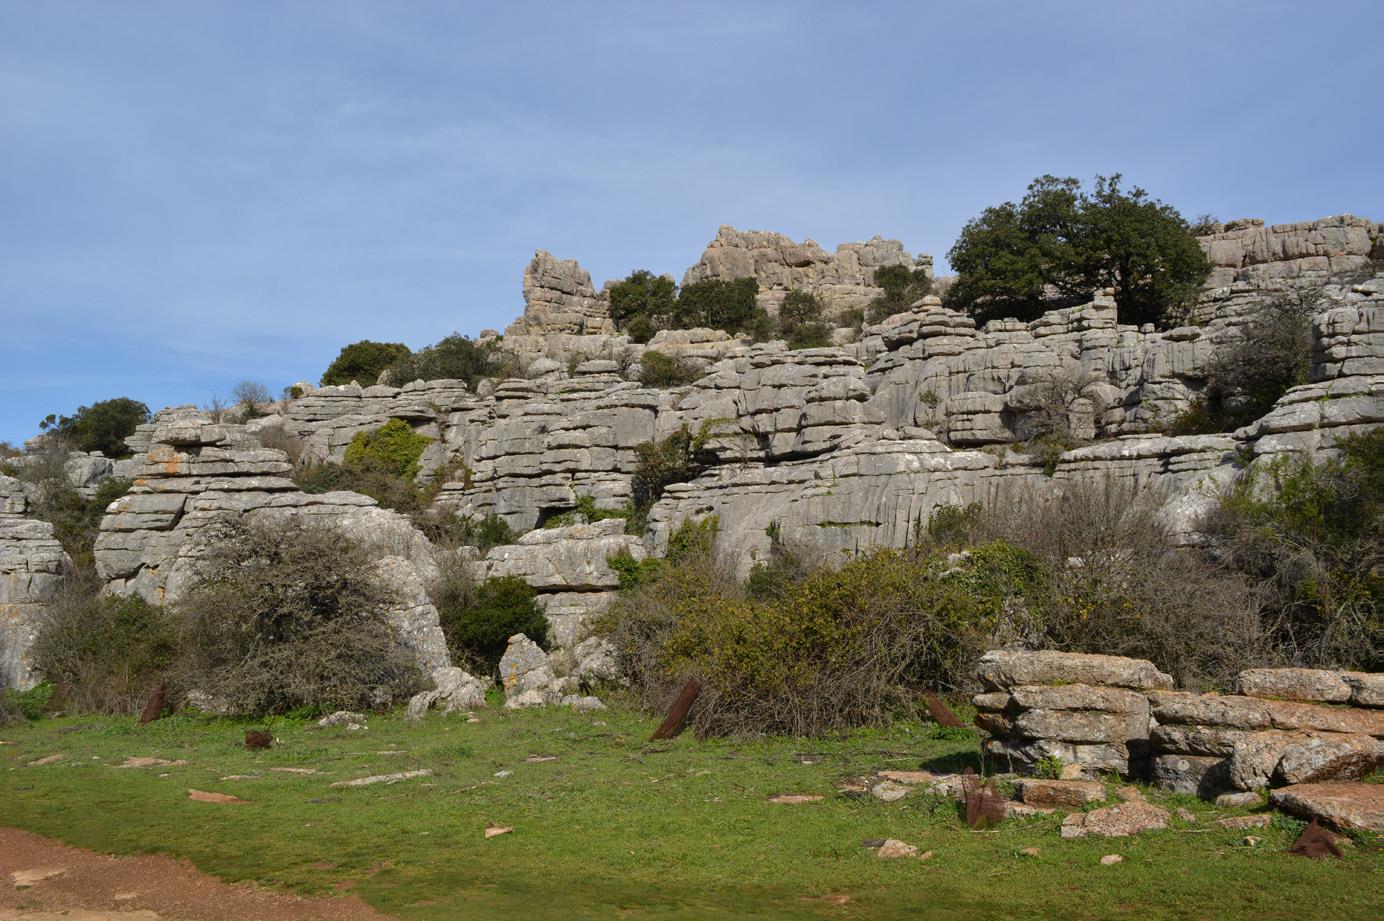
[138,682,167,725]
[651,678,703,740]
[923,691,965,728]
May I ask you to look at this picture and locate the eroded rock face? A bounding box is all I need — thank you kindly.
[91,413,449,675]
[681,225,930,320]
[406,666,488,720]
[0,476,71,689]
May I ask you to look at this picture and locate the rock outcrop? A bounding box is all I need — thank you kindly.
[972,654,1384,800]
[0,475,71,689]
[92,410,449,674]
[682,225,931,319]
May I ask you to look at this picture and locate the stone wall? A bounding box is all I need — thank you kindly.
[973,651,1383,800]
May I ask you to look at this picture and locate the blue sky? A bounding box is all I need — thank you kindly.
[2,1,1380,445]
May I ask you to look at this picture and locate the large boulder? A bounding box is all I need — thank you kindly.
[406,666,488,720]
[1270,781,1384,833]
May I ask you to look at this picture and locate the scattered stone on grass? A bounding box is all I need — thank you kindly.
[876,770,935,784]
[1216,814,1271,829]
[1061,802,1170,838]
[836,777,869,795]
[870,781,910,803]
[1004,802,1054,819]
[769,794,824,804]
[1243,835,1263,846]
[875,839,918,859]
[494,770,513,778]
[220,774,261,781]
[270,767,319,775]
[318,711,367,731]
[484,824,513,838]
[187,789,246,804]
[117,756,187,769]
[1175,807,1197,823]
[26,754,63,766]
[1015,779,1105,808]
[329,769,433,788]
[524,755,558,764]
[1099,854,1124,866]
[1215,791,1264,809]
[1115,786,1145,803]
[1269,781,1384,832]
[1018,847,1040,857]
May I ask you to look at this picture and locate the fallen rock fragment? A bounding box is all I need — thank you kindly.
[1269,781,1384,832]
[484,824,513,838]
[269,766,319,775]
[1015,779,1105,808]
[1214,791,1263,809]
[876,770,935,784]
[187,789,246,804]
[318,711,367,731]
[1216,814,1271,829]
[117,756,188,769]
[870,780,910,803]
[1060,802,1170,838]
[329,769,432,788]
[11,867,66,887]
[875,839,919,859]
[769,794,824,805]
[1099,854,1124,865]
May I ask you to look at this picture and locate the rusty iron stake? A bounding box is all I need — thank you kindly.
[138,682,167,726]
[651,677,703,741]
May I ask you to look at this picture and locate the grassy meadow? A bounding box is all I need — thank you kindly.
[1,701,1379,920]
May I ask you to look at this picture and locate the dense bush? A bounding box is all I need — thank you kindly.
[673,277,766,336]
[866,264,933,323]
[321,340,413,386]
[1169,286,1318,435]
[173,517,422,716]
[38,397,149,458]
[638,351,701,387]
[609,270,677,343]
[947,174,1210,327]
[31,573,177,714]
[430,556,547,674]
[630,426,706,524]
[974,480,1268,687]
[343,419,432,481]
[385,333,517,388]
[776,290,833,349]
[416,510,516,554]
[604,530,1040,737]
[1209,429,1382,670]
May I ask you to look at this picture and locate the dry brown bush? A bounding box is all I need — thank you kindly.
[173,516,423,716]
[979,478,1271,688]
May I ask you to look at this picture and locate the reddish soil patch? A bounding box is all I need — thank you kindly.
[0,827,397,920]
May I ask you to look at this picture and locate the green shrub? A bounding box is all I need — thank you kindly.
[321,340,412,386]
[543,495,633,529]
[1209,429,1382,670]
[31,574,176,714]
[293,457,425,515]
[946,174,1210,327]
[922,502,986,547]
[866,264,932,323]
[174,517,422,716]
[673,278,766,335]
[385,333,516,388]
[432,565,547,675]
[785,321,832,350]
[609,270,677,343]
[630,426,706,525]
[638,351,701,387]
[609,542,1035,737]
[343,419,432,480]
[38,398,149,458]
[417,511,516,554]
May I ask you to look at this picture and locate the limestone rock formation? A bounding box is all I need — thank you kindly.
[91,411,449,675]
[0,475,71,689]
[682,226,931,318]
[406,666,488,720]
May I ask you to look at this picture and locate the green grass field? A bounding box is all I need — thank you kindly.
[1,702,1379,920]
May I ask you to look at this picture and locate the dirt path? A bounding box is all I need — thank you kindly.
[0,827,397,921]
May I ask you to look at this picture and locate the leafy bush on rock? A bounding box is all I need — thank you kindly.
[321,340,412,386]
[38,397,150,458]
